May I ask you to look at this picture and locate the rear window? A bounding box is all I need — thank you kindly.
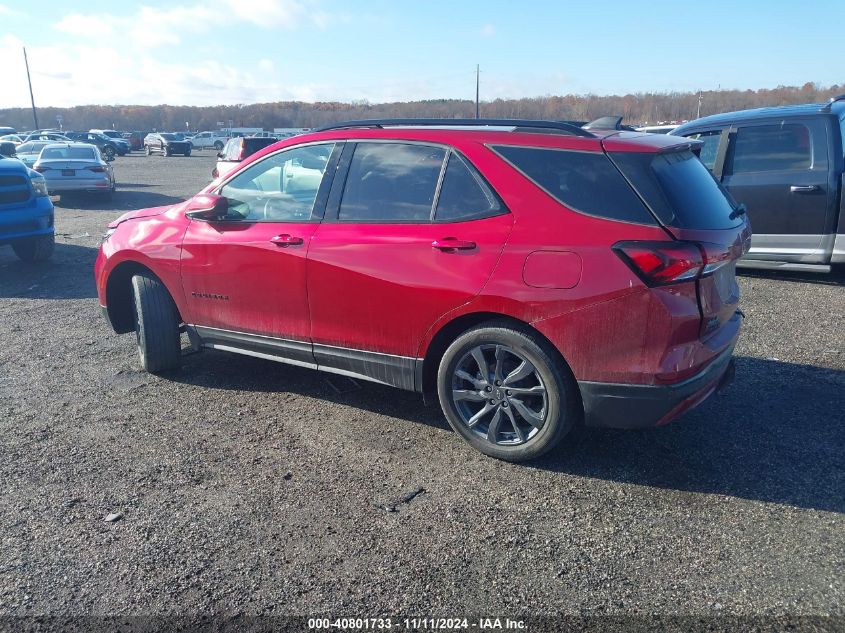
[492,145,656,225]
[610,150,740,229]
[242,137,276,156]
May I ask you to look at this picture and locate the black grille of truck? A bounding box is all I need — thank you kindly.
[0,174,31,205]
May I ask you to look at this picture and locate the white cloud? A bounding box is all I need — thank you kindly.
[258,58,275,73]
[0,3,21,16]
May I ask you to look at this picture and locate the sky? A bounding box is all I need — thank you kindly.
[0,0,843,109]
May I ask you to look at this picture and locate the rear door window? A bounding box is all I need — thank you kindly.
[492,145,656,225]
[684,130,722,170]
[338,143,446,222]
[726,123,813,173]
[434,152,503,222]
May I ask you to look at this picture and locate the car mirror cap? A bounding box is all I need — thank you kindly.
[185,193,229,221]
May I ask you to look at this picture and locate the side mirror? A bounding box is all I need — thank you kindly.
[185,194,229,221]
[216,152,224,159]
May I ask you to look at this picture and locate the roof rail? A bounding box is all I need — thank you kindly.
[820,94,845,112]
[313,118,596,138]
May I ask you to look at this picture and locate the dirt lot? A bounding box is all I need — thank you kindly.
[1,152,843,628]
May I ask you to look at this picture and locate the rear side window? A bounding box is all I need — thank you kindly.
[492,145,656,225]
[610,150,740,230]
[685,131,722,170]
[434,153,502,222]
[727,124,812,173]
[339,143,446,222]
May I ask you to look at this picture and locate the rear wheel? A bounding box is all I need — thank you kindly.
[12,233,54,262]
[437,323,579,462]
[131,273,181,373]
[144,145,152,156]
[102,145,116,160]
[162,146,170,157]
[214,141,224,152]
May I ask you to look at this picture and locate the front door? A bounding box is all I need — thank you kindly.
[180,142,340,361]
[307,142,513,389]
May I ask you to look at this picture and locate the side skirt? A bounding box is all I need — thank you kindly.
[188,325,421,392]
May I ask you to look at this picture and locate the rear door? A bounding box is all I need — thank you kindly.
[306,141,513,388]
[720,118,833,262]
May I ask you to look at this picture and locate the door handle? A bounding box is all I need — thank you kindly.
[432,238,476,252]
[789,185,820,193]
[270,234,304,247]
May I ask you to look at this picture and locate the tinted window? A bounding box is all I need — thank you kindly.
[435,153,502,222]
[728,124,812,173]
[339,143,446,222]
[686,131,722,170]
[493,145,656,225]
[219,143,334,222]
[610,150,740,229]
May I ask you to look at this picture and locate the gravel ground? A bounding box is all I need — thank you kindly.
[0,152,843,629]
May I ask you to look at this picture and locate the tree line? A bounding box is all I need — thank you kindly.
[1,82,841,132]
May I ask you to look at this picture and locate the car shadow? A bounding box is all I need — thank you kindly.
[54,191,186,211]
[173,352,844,514]
[738,266,845,287]
[0,242,98,299]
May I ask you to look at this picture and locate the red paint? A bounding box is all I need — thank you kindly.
[522,251,582,289]
[96,125,747,424]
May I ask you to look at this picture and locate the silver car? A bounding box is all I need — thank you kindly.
[33,143,116,199]
[14,141,51,168]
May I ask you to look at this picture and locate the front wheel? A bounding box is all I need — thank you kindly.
[144,145,152,156]
[437,323,579,462]
[12,233,54,262]
[214,141,224,151]
[102,146,116,160]
[131,273,181,373]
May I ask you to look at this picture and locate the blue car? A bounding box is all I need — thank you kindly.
[0,153,54,261]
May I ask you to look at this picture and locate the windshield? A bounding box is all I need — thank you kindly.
[609,149,741,230]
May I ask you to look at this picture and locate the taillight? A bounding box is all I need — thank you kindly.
[614,240,735,286]
[33,165,50,173]
[614,241,702,286]
[87,166,106,173]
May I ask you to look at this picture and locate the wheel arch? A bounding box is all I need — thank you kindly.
[418,311,576,399]
[104,261,182,334]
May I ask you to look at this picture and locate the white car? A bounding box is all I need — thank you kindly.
[189,131,230,151]
[33,142,116,199]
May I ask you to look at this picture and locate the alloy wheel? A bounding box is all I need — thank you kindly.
[450,344,548,446]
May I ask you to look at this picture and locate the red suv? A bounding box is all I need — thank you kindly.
[95,119,750,461]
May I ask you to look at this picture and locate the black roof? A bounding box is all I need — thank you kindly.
[675,99,845,132]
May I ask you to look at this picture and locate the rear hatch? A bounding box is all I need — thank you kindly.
[605,138,751,339]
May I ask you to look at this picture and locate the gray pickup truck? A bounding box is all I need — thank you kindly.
[672,95,845,272]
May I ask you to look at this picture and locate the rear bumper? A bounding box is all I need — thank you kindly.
[578,343,736,429]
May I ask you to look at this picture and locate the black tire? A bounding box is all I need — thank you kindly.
[162,146,170,157]
[131,273,181,374]
[102,145,116,160]
[144,145,151,156]
[12,232,54,262]
[184,149,191,157]
[214,141,224,151]
[437,322,579,462]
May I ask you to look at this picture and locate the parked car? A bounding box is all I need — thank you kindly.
[95,118,749,461]
[33,142,116,199]
[90,130,131,155]
[123,131,147,151]
[189,130,229,151]
[0,152,54,261]
[672,95,845,272]
[143,133,192,157]
[212,136,277,179]
[13,141,51,168]
[22,132,72,143]
[636,124,679,135]
[65,132,120,161]
[0,126,16,136]
[0,134,24,145]
[0,141,16,158]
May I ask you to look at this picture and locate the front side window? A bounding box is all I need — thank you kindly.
[338,143,446,222]
[685,130,722,170]
[219,143,334,222]
[727,123,813,173]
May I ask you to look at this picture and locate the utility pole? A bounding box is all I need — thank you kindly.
[23,47,39,129]
[475,64,480,119]
[697,90,703,119]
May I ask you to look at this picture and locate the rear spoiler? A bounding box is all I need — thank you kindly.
[583,116,638,132]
